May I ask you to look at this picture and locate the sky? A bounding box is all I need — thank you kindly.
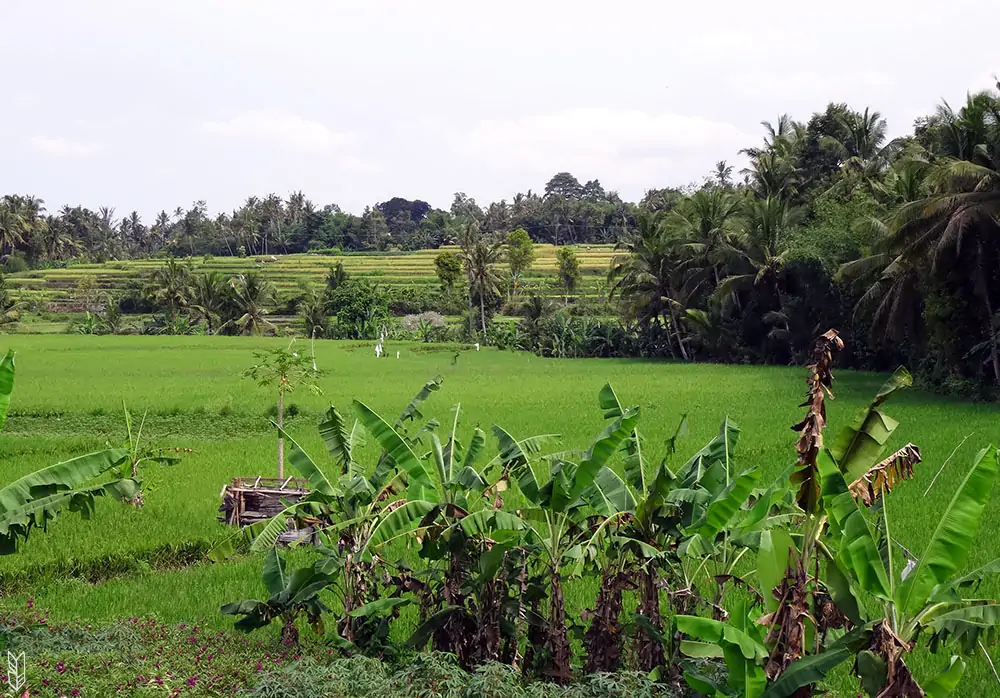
[2,0,996,218]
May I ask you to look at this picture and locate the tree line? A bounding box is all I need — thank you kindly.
[494,86,1000,398]
[0,177,636,263]
[3,82,999,395]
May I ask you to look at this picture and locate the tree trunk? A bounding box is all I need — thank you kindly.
[984,292,1000,385]
[667,307,690,361]
[659,316,678,359]
[546,571,572,684]
[277,389,285,479]
[584,570,625,674]
[637,567,665,672]
[480,293,487,337]
[281,614,299,646]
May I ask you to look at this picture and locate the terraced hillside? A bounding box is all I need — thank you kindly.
[7,244,618,312]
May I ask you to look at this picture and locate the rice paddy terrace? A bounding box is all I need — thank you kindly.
[6,245,618,312]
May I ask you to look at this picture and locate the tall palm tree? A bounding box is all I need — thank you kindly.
[225,273,276,336]
[147,258,192,321]
[189,271,229,333]
[0,199,27,256]
[823,108,903,195]
[741,150,799,199]
[740,115,804,199]
[607,215,692,359]
[838,159,930,344]
[39,216,78,260]
[716,196,805,310]
[460,235,503,336]
[664,188,743,290]
[877,90,1000,380]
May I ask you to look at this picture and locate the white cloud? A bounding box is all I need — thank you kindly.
[728,70,893,100]
[202,110,354,154]
[968,70,999,93]
[338,154,380,174]
[28,136,102,158]
[454,107,748,175]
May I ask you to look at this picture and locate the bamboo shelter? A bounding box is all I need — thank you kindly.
[218,476,317,545]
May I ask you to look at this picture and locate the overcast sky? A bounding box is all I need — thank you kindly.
[2,1,996,218]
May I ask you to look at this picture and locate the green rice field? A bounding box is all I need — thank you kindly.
[5,245,617,312]
[1,334,1000,695]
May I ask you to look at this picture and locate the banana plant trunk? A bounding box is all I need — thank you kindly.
[434,552,473,667]
[546,571,572,684]
[584,570,625,674]
[281,613,299,646]
[637,567,666,672]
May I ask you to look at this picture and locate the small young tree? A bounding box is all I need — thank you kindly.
[434,251,463,294]
[243,342,322,478]
[505,228,535,300]
[556,247,581,304]
[325,262,349,298]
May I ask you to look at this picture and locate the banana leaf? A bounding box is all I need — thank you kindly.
[895,446,999,617]
[319,403,354,473]
[568,409,639,503]
[819,449,891,601]
[829,367,910,484]
[694,468,762,540]
[355,400,433,499]
[394,375,442,429]
[0,349,13,431]
[924,656,967,697]
[275,425,337,497]
[362,500,437,553]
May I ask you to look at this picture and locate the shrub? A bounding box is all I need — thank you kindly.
[3,252,29,274]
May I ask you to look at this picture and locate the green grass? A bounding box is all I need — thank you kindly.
[1,334,999,696]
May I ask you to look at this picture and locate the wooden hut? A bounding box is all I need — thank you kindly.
[218,476,317,544]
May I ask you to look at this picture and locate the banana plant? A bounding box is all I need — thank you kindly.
[493,402,639,683]
[221,547,333,646]
[755,348,915,694]
[354,395,526,667]
[570,383,786,674]
[0,350,139,554]
[113,403,186,508]
[819,443,1000,697]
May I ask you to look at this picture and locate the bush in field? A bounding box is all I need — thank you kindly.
[327,278,391,339]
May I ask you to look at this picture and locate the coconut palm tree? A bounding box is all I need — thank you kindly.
[224,273,276,336]
[607,215,692,360]
[0,200,26,257]
[838,159,931,346]
[872,90,1000,380]
[458,224,502,336]
[188,271,229,333]
[146,258,192,322]
[821,108,904,195]
[715,196,805,310]
[664,188,743,290]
